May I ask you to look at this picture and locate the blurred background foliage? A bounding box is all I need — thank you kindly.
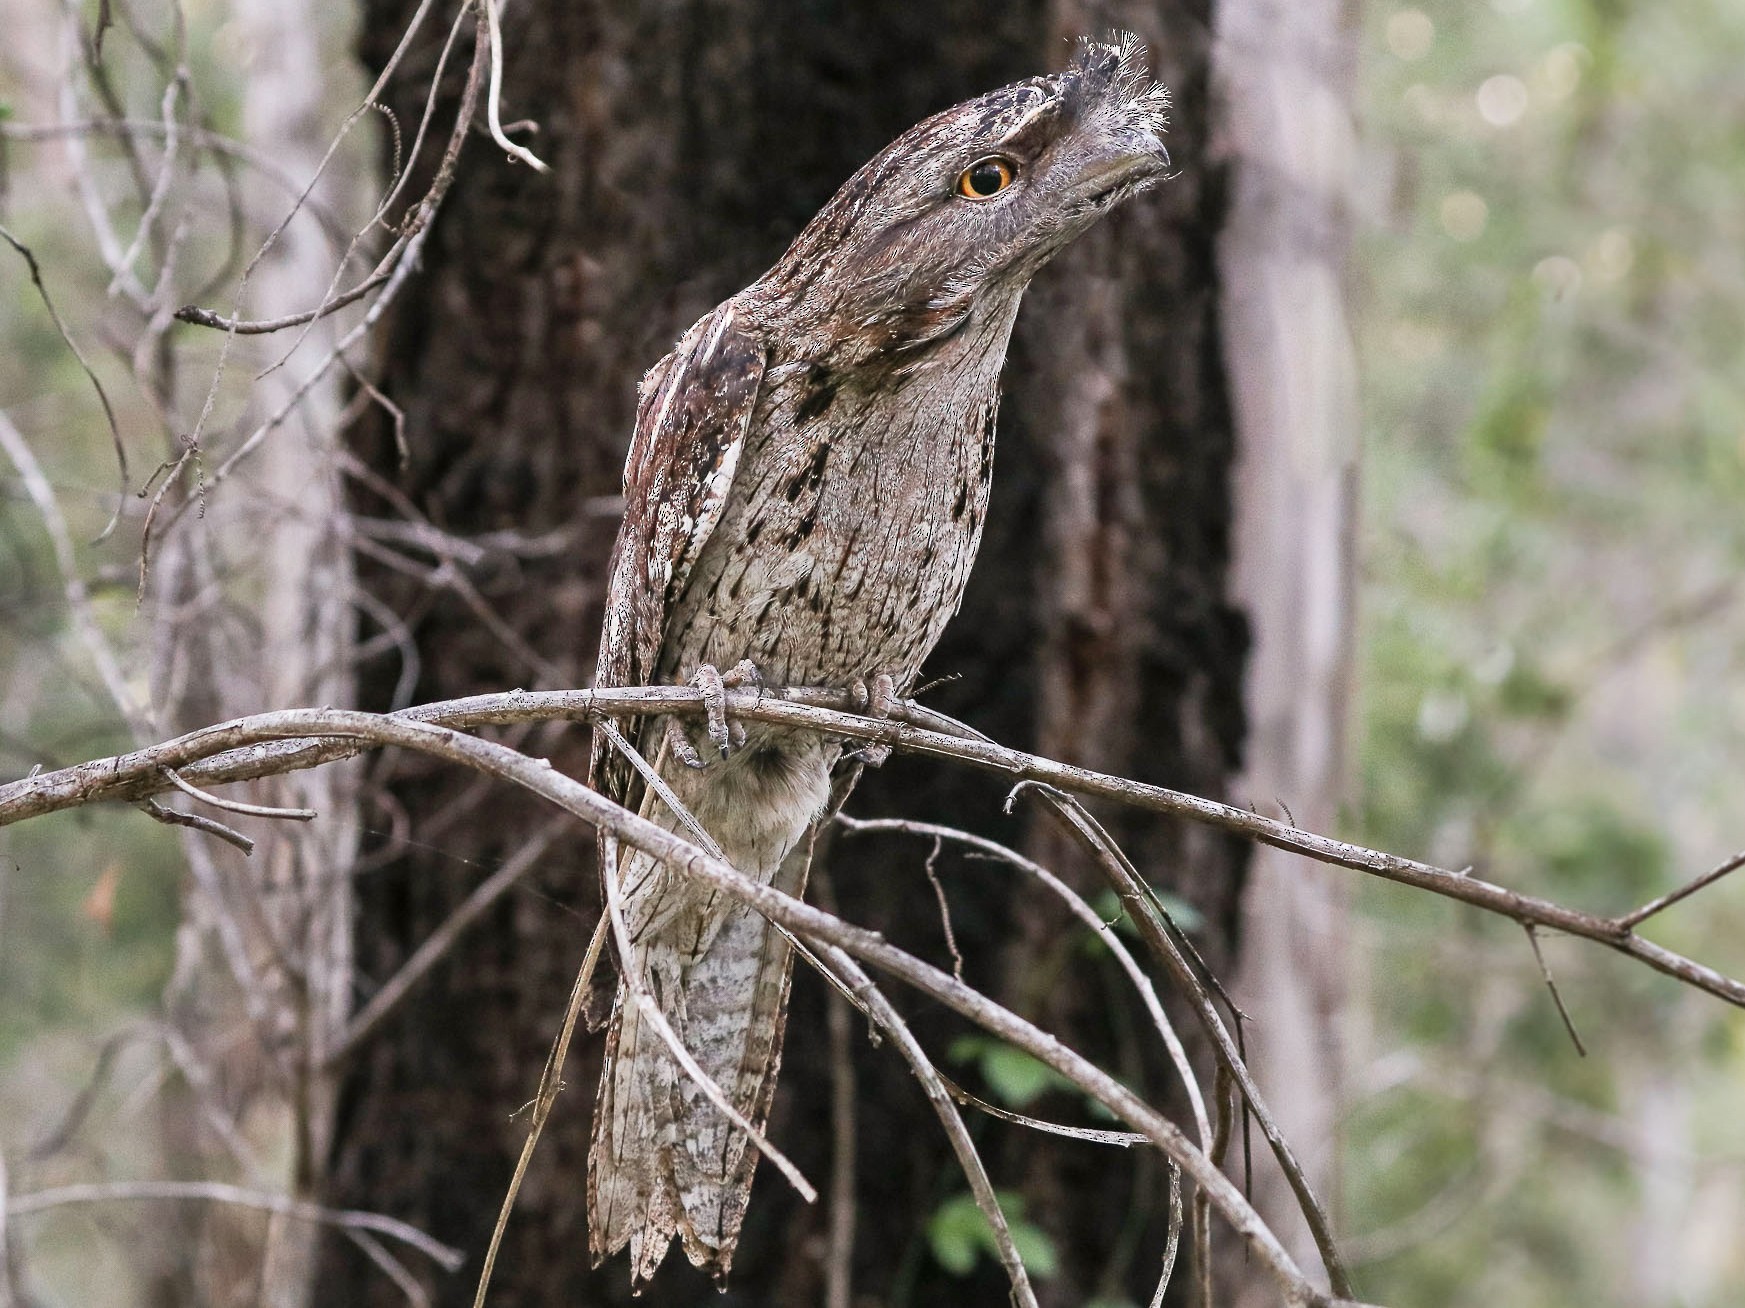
[1,0,1743,1304]
[1349,0,1745,1303]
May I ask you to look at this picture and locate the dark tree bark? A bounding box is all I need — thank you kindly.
[322,3,1265,1305]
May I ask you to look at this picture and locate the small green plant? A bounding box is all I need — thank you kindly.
[926,1190,1059,1279]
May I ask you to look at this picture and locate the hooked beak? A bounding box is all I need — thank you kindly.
[1071,128,1172,207]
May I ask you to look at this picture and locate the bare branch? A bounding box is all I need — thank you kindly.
[1524,924,1587,1057]
[473,913,608,1308]
[0,224,130,503]
[139,797,255,855]
[5,1180,463,1271]
[5,685,1743,1008]
[480,0,550,173]
[816,944,1038,1308]
[159,765,317,821]
[1617,846,1745,931]
[836,813,1210,1150]
[920,835,965,982]
[1023,788,1353,1299]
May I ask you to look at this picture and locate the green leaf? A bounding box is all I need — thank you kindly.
[926,1195,983,1275]
[949,1035,1073,1108]
[981,1045,1059,1108]
[1008,1217,1059,1278]
[926,1191,1059,1281]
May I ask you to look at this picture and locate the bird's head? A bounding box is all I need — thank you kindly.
[760,35,1172,366]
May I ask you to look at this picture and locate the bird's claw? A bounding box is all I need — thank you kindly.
[847,673,897,767]
[666,715,706,770]
[690,659,761,758]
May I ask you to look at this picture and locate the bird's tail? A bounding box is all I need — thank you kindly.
[587,832,813,1285]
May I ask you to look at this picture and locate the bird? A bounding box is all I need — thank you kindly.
[587,35,1172,1286]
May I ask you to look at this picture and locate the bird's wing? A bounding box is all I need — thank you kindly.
[591,302,766,809]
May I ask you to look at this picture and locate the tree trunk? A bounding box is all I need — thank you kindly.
[1214,0,1360,1299]
[148,1,361,1302]
[321,3,1343,1304]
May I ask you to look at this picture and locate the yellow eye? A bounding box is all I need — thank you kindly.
[956,156,1015,199]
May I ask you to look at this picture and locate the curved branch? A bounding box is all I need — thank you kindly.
[0,706,1335,1303]
[2,686,1739,1009]
[5,1180,462,1271]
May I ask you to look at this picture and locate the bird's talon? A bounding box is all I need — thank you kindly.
[869,673,897,719]
[691,663,734,755]
[845,673,897,766]
[665,716,706,770]
[723,658,762,690]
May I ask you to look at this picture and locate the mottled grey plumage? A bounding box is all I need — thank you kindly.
[588,36,1171,1284]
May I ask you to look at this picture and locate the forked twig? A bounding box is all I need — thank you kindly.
[472,912,607,1308]
[159,766,316,821]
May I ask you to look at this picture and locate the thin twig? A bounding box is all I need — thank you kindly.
[0,224,130,507]
[837,813,1210,1149]
[480,0,550,173]
[936,1073,1147,1146]
[1524,925,1587,1057]
[822,891,858,1308]
[5,1180,462,1270]
[815,945,1038,1308]
[159,766,316,820]
[139,798,255,855]
[1022,788,1354,1298]
[1617,847,1745,931]
[473,912,608,1308]
[1151,1160,1183,1308]
[921,835,965,982]
[594,717,723,857]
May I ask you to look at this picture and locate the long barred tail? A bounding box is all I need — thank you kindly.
[587,833,813,1284]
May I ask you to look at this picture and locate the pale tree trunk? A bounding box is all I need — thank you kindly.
[1215,0,1360,1299]
[148,2,360,1302]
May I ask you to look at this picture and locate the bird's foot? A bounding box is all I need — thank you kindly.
[689,659,762,758]
[847,673,897,767]
[665,715,707,770]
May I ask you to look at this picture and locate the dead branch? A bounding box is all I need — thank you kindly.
[816,943,1039,1308]
[7,685,1737,1014]
[472,914,607,1308]
[4,1180,463,1271]
[0,705,1342,1302]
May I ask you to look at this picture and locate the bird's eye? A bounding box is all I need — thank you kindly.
[956,157,1016,200]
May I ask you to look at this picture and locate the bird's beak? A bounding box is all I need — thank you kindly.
[1072,127,1171,205]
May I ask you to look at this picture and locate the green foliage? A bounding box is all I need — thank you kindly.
[1353,0,1745,1302]
[949,1035,1078,1109]
[926,1189,1059,1280]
